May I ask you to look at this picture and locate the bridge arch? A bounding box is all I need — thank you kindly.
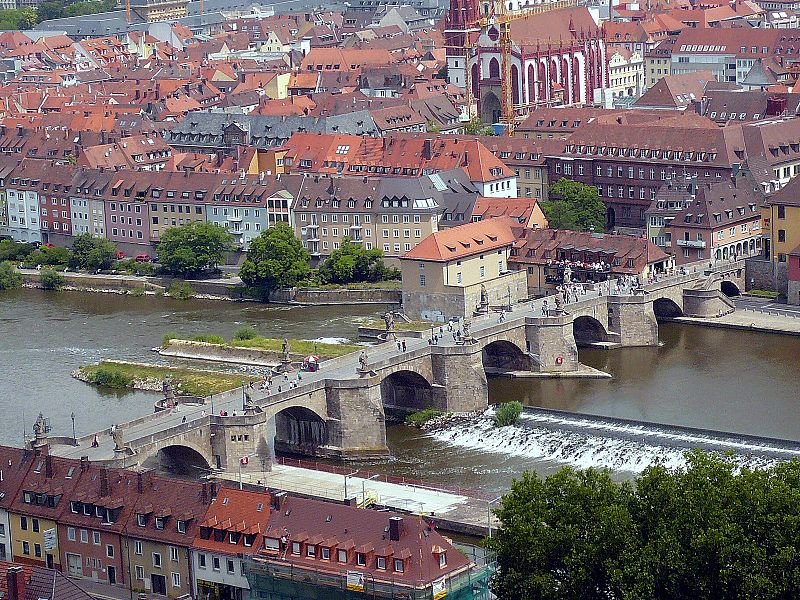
[380,370,434,420]
[573,315,608,346]
[653,297,684,319]
[482,339,529,372]
[721,280,740,297]
[156,444,212,476]
[274,406,327,457]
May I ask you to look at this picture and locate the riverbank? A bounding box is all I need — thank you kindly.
[17,269,401,305]
[673,309,800,336]
[74,360,258,396]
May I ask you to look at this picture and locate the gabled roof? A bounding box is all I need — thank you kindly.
[0,561,93,600]
[401,217,517,262]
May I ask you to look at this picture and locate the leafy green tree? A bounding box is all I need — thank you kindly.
[462,117,494,136]
[0,240,35,262]
[0,262,22,290]
[487,451,800,600]
[318,237,398,284]
[239,223,310,297]
[69,233,117,271]
[541,178,606,232]
[39,267,64,290]
[28,246,70,266]
[157,222,232,278]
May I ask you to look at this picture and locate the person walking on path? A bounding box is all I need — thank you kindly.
[402,340,407,352]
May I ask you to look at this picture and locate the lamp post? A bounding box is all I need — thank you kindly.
[362,474,380,506]
[70,412,75,444]
[487,496,502,538]
[344,470,359,501]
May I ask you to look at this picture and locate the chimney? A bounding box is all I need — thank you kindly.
[99,469,110,497]
[44,455,53,479]
[463,151,469,166]
[137,471,144,493]
[80,456,90,471]
[271,491,287,511]
[422,138,432,160]
[388,516,403,541]
[7,566,25,600]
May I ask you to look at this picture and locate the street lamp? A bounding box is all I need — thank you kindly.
[362,474,380,506]
[487,496,502,538]
[344,470,359,500]
[70,412,75,444]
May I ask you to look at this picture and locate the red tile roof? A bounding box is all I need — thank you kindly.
[402,217,518,262]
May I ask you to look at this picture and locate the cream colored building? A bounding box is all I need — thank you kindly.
[400,217,528,321]
[606,48,644,104]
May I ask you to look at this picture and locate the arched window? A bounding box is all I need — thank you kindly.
[489,57,500,79]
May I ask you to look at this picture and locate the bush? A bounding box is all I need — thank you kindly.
[746,289,778,299]
[494,401,523,427]
[233,326,258,341]
[168,281,194,300]
[40,267,64,290]
[128,287,145,297]
[162,332,178,347]
[190,334,226,345]
[0,262,22,290]
[90,366,133,388]
[405,408,443,427]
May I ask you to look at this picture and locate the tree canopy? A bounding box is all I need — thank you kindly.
[157,222,232,277]
[239,223,310,297]
[541,178,606,232]
[68,233,118,271]
[487,451,800,600]
[317,237,399,284]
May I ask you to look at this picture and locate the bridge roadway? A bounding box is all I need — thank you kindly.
[49,259,743,466]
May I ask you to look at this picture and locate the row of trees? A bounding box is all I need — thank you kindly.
[0,0,115,30]
[487,451,800,600]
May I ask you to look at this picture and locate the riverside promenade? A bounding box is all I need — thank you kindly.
[216,458,500,537]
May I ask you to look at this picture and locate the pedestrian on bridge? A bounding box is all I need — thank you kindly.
[402,340,407,352]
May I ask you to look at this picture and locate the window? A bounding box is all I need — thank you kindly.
[377,556,386,570]
[419,274,426,287]
[171,573,181,588]
[480,266,485,278]
[227,559,235,573]
[337,550,347,563]
[176,521,186,534]
[107,545,114,558]
[213,557,221,571]
[68,527,76,541]
[456,272,462,284]
[20,517,27,531]
[22,542,29,555]
[778,205,786,219]
[394,559,404,572]
[357,553,366,566]
[135,541,143,555]
[93,531,101,545]
[779,229,786,242]
[199,554,207,568]
[153,553,162,568]
[80,529,88,543]
[137,514,146,527]
[321,547,330,560]
[32,519,39,533]
[34,544,41,558]
[135,566,144,581]
[170,546,179,562]
[438,552,447,567]
[155,518,164,530]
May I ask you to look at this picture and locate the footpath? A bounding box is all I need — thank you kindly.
[676,307,800,336]
[216,462,499,537]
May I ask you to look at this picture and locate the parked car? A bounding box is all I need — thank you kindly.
[115,250,126,259]
[135,254,151,263]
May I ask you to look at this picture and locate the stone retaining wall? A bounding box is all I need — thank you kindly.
[159,339,283,367]
[270,287,401,305]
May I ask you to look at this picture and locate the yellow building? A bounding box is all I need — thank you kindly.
[761,176,800,295]
[399,217,528,321]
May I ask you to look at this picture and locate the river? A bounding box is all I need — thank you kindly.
[3,289,800,494]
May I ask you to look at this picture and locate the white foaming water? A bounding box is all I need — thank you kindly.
[309,337,351,345]
[427,409,788,474]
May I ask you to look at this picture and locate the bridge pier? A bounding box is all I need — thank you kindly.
[524,315,580,372]
[431,344,488,412]
[607,296,659,347]
[324,379,390,460]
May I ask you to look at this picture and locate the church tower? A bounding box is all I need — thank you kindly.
[444,0,481,88]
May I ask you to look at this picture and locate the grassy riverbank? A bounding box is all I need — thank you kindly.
[163,334,361,358]
[77,361,258,396]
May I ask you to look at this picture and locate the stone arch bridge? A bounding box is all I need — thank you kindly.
[48,262,743,467]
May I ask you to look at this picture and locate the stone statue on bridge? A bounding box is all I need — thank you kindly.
[32,413,48,442]
[463,319,472,343]
[281,338,290,363]
[563,265,572,284]
[358,350,368,373]
[384,312,395,340]
[112,426,124,451]
[163,378,176,407]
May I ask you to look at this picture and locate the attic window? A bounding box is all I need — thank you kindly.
[177,520,186,534]
[155,517,165,530]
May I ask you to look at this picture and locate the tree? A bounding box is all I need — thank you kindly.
[69,233,117,271]
[462,117,494,136]
[157,222,232,278]
[0,262,22,290]
[239,223,310,297]
[39,267,64,290]
[486,452,800,600]
[541,178,606,232]
[318,237,398,284]
[0,240,35,262]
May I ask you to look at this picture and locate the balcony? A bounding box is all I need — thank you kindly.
[676,239,706,248]
[306,222,319,229]
[226,214,243,222]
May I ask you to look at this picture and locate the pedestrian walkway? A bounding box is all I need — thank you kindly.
[216,464,499,536]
